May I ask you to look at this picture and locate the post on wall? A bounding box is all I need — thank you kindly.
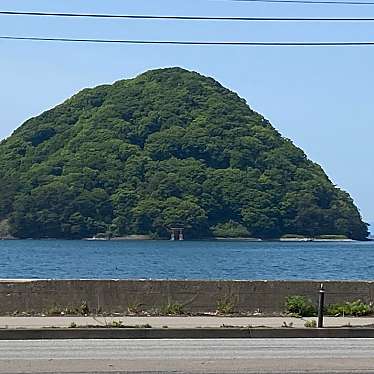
[318,283,325,328]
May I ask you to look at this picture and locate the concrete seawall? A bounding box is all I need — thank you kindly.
[0,280,373,315]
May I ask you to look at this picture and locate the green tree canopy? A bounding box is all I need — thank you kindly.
[0,67,368,240]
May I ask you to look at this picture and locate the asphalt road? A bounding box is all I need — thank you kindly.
[1,338,374,373]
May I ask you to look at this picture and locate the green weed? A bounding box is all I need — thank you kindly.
[216,297,236,315]
[161,302,185,315]
[127,302,142,315]
[304,319,317,328]
[285,296,317,317]
[326,300,373,317]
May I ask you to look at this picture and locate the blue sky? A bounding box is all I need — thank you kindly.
[0,0,373,224]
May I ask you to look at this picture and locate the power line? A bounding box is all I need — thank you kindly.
[229,0,374,5]
[2,11,374,22]
[1,35,374,46]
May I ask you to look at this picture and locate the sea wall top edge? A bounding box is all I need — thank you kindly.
[0,279,374,283]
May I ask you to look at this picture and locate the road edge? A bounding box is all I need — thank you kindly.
[1,328,374,339]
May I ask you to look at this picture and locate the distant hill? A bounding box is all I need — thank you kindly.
[0,68,369,240]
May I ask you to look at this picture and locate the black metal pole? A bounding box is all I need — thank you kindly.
[318,283,325,328]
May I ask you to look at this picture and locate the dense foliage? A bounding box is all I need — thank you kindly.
[326,300,373,317]
[285,295,317,317]
[0,68,368,239]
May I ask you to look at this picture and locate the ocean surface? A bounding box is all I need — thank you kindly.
[0,240,373,280]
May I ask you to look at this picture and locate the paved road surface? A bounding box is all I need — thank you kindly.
[1,338,374,373]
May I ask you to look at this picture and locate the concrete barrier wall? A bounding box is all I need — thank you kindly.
[0,280,374,315]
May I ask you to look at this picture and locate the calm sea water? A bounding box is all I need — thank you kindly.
[0,240,373,280]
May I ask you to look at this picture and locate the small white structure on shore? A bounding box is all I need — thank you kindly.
[170,227,184,241]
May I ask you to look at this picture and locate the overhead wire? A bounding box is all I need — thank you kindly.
[1,35,374,46]
[2,7,374,47]
[1,11,374,22]
[228,0,374,5]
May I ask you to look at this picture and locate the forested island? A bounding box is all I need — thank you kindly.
[0,68,369,240]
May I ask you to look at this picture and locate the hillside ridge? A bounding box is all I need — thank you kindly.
[0,67,368,240]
